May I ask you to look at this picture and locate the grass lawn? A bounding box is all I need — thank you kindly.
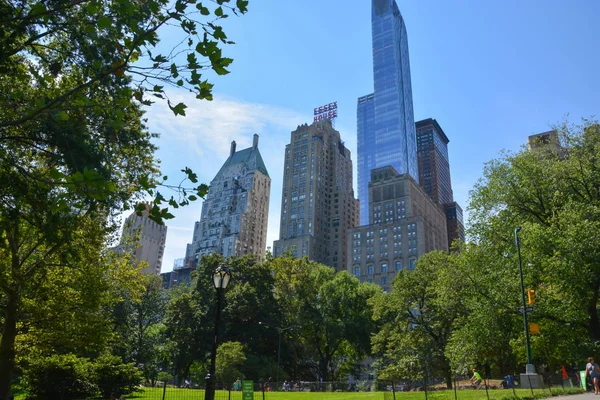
[115,386,583,400]
[13,386,585,400]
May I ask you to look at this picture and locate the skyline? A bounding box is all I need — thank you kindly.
[147,0,600,273]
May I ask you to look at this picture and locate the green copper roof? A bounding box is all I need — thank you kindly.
[216,146,270,178]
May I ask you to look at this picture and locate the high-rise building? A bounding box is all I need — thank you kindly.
[416,118,453,205]
[113,205,167,275]
[347,166,448,292]
[416,118,464,248]
[273,120,359,271]
[357,0,418,225]
[527,130,559,151]
[443,202,464,249]
[184,134,271,270]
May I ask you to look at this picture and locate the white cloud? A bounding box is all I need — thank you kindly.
[146,92,306,272]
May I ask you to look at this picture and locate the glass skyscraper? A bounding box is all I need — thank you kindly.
[357,0,418,225]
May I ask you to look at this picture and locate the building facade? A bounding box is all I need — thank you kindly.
[184,134,271,271]
[113,205,167,275]
[527,130,559,151]
[347,166,448,292]
[416,118,453,205]
[357,0,418,225]
[416,118,464,248]
[273,120,359,272]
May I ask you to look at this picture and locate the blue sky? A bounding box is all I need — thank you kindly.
[148,0,600,273]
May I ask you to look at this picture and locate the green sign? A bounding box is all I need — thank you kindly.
[242,380,253,400]
[580,371,587,389]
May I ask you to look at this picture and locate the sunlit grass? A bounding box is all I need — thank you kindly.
[13,385,585,400]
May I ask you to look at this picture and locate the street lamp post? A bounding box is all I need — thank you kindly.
[515,227,534,374]
[205,265,232,400]
[259,322,300,391]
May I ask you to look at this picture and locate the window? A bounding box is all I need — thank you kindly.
[381,277,387,285]
[367,265,374,275]
[395,261,402,271]
[409,259,416,270]
[381,263,387,273]
[354,267,360,277]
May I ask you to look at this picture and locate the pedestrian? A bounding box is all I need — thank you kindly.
[234,377,241,391]
[586,357,600,394]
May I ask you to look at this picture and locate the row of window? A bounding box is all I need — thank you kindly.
[353,259,416,277]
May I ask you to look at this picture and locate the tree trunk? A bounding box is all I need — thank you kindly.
[445,369,453,389]
[0,292,19,400]
[588,286,600,341]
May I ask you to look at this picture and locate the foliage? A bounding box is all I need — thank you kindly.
[22,354,96,400]
[460,118,600,372]
[157,371,174,383]
[0,0,250,222]
[371,251,465,388]
[216,341,246,388]
[93,353,143,398]
[111,274,168,384]
[164,253,280,381]
[0,0,248,393]
[269,255,380,381]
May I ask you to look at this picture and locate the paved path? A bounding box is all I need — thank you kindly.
[544,394,600,400]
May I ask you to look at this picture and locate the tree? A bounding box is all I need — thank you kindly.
[163,253,279,383]
[0,0,248,396]
[371,251,465,388]
[461,118,600,371]
[111,274,168,383]
[216,341,245,389]
[269,255,380,381]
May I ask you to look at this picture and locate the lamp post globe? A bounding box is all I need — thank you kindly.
[213,265,231,289]
[205,264,232,400]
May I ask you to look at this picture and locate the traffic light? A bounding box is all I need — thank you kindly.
[527,289,535,305]
[529,323,540,335]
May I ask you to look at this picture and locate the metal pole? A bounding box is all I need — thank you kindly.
[276,329,282,392]
[205,288,223,400]
[515,227,534,373]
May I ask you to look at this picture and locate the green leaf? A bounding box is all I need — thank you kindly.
[97,16,111,29]
[86,2,100,14]
[197,5,210,15]
[236,0,249,13]
[168,101,187,116]
[54,111,69,121]
[30,2,46,16]
[215,6,223,17]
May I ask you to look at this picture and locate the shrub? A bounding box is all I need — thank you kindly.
[157,371,174,384]
[23,354,97,400]
[93,353,143,398]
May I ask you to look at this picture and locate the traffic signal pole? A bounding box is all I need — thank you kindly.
[515,227,535,373]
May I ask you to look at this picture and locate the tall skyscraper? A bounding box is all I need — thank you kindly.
[348,166,448,292]
[357,0,418,225]
[416,118,464,248]
[113,204,167,275]
[183,134,271,270]
[416,118,453,205]
[273,120,359,272]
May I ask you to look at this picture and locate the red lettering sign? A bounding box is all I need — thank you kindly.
[313,101,338,121]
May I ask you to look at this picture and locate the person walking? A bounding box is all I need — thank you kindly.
[586,357,600,394]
